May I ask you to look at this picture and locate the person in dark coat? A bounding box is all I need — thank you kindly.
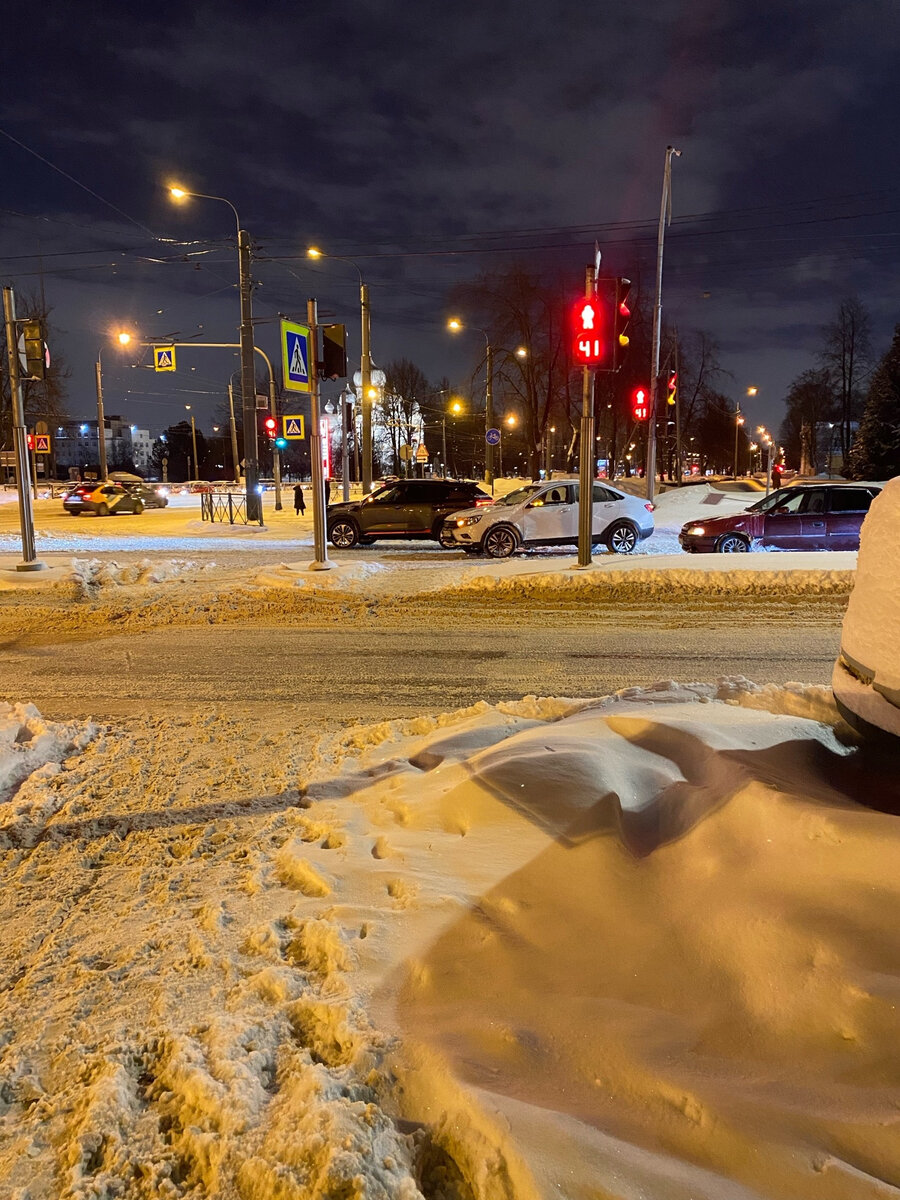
[293,483,306,515]
[323,477,332,507]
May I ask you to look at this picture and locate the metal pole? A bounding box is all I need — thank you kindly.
[307,299,331,567]
[227,382,240,481]
[733,404,741,477]
[766,444,774,496]
[360,281,373,494]
[238,228,261,522]
[645,146,681,503]
[94,358,108,480]
[484,341,494,488]
[441,416,448,478]
[190,415,199,479]
[2,287,44,570]
[30,436,38,500]
[268,377,282,510]
[673,336,682,485]
[342,389,351,501]
[577,266,596,567]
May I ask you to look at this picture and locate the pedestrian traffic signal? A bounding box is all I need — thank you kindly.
[274,436,288,450]
[667,372,677,405]
[632,387,649,420]
[614,278,631,370]
[19,318,47,380]
[321,324,348,380]
[571,295,605,367]
[263,416,277,441]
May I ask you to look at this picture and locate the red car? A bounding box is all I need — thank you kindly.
[679,483,883,553]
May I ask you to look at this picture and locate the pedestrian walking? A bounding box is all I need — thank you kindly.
[323,476,332,507]
[293,482,306,516]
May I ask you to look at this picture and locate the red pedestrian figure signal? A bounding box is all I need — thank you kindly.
[632,387,649,420]
[571,296,604,367]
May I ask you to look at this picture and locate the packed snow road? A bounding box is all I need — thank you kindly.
[2,605,842,723]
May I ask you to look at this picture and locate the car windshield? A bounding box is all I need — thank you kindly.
[494,484,544,507]
[746,489,795,514]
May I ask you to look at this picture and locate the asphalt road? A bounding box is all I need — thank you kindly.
[2,619,841,725]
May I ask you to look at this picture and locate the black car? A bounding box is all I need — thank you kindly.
[327,479,492,548]
[123,483,169,509]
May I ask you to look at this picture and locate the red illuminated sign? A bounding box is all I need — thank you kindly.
[571,296,604,367]
[632,387,649,421]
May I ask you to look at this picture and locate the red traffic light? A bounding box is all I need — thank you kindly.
[571,296,604,367]
[263,416,277,434]
[632,387,649,421]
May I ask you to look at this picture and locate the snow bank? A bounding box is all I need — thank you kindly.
[839,476,900,693]
[2,682,897,1199]
[650,482,757,530]
[0,702,97,834]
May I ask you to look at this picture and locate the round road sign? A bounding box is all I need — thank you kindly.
[485,427,501,445]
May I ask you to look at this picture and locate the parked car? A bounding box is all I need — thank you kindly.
[122,482,168,508]
[327,479,492,548]
[442,480,654,557]
[62,482,146,516]
[678,482,883,553]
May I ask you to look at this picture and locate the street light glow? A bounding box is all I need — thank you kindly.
[447,318,462,332]
[116,332,131,346]
[747,386,758,396]
[169,186,188,200]
[515,346,527,358]
[307,247,322,259]
[506,415,516,426]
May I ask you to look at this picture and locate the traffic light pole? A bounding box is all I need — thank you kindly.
[307,299,332,569]
[577,265,596,568]
[360,281,373,495]
[2,287,45,571]
[238,228,262,523]
[94,358,108,480]
[484,341,494,487]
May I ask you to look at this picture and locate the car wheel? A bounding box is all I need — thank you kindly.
[132,501,144,515]
[437,525,457,549]
[606,521,638,553]
[97,503,109,517]
[329,519,359,549]
[483,524,518,559]
[715,532,750,553]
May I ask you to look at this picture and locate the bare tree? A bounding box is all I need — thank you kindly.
[820,296,872,459]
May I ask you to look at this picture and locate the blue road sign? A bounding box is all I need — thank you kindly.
[154,345,176,372]
[281,320,311,393]
[486,427,501,445]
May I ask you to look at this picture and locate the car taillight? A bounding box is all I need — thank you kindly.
[474,497,492,506]
[77,488,91,496]
[645,502,655,512]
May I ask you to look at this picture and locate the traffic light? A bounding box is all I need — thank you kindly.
[632,387,649,421]
[321,324,348,380]
[274,436,288,450]
[19,318,47,380]
[667,372,677,406]
[571,295,605,367]
[614,278,631,370]
[263,415,277,442]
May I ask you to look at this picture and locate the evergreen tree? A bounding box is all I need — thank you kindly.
[846,325,900,480]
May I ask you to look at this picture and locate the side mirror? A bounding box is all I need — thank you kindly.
[773,505,790,515]
[526,499,543,509]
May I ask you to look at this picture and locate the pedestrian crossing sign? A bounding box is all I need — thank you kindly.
[281,319,311,393]
[283,415,305,440]
[153,345,176,372]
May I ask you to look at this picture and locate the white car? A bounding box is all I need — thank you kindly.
[442,480,654,557]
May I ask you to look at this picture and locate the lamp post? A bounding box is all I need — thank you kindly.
[185,405,199,480]
[645,145,682,503]
[95,331,131,480]
[733,406,744,477]
[447,318,494,487]
[307,248,373,495]
[170,186,261,521]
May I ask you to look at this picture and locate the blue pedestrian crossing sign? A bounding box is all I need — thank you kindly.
[283,415,305,440]
[281,319,311,393]
[153,345,176,372]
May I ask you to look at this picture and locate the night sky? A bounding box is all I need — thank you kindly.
[2,0,900,437]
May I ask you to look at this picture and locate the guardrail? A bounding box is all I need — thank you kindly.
[200,490,263,526]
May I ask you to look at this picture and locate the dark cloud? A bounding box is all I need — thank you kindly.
[1,0,899,433]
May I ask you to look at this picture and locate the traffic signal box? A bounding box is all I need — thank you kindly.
[262,415,278,442]
[632,387,649,421]
[667,372,677,406]
[20,318,47,380]
[321,324,348,380]
[571,296,605,368]
[571,279,632,372]
[614,278,631,371]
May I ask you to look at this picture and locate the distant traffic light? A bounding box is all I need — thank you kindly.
[571,295,605,367]
[614,278,631,370]
[274,436,288,450]
[632,387,649,421]
[263,415,277,441]
[667,372,677,406]
[19,318,47,380]
[321,324,348,380]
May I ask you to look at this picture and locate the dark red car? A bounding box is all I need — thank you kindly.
[679,483,883,553]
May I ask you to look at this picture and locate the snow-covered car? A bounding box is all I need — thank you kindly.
[442,480,654,557]
[832,476,900,740]
[62,482,146,516]
[679,482,882,553]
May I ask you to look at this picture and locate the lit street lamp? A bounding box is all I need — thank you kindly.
[447,317,495,487]
[307,247,374,494]
[185,405,199,480]
[169,186,261,521]
[734,405,745,477]
[94,331,131,480]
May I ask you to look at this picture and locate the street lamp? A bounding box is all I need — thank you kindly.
[185,405,199,480]
[169,185,261,521]
[734,407,745,477]
[95,330,132,480]
[307,247,374,494]
[447,317,495,487]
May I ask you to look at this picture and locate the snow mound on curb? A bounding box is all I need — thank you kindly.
[71,557,212,595]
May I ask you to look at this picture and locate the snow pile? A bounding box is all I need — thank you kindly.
[70,557,212,597]
[254,560,389,589]
[839,476,900,691]
[0,702,97,833]
[650,482,755,530]
[2,683,897,1198]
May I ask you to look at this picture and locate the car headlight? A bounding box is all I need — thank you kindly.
[686,525,705,536]
[456,514,483,527]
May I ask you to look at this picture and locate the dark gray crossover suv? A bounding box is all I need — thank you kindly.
[327,479,492,548]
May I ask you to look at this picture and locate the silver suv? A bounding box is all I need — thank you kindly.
[442,480,654,557]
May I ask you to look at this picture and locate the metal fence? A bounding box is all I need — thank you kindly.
[200,490,263,526]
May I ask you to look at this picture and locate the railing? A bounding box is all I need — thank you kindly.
[200,490,263,526]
